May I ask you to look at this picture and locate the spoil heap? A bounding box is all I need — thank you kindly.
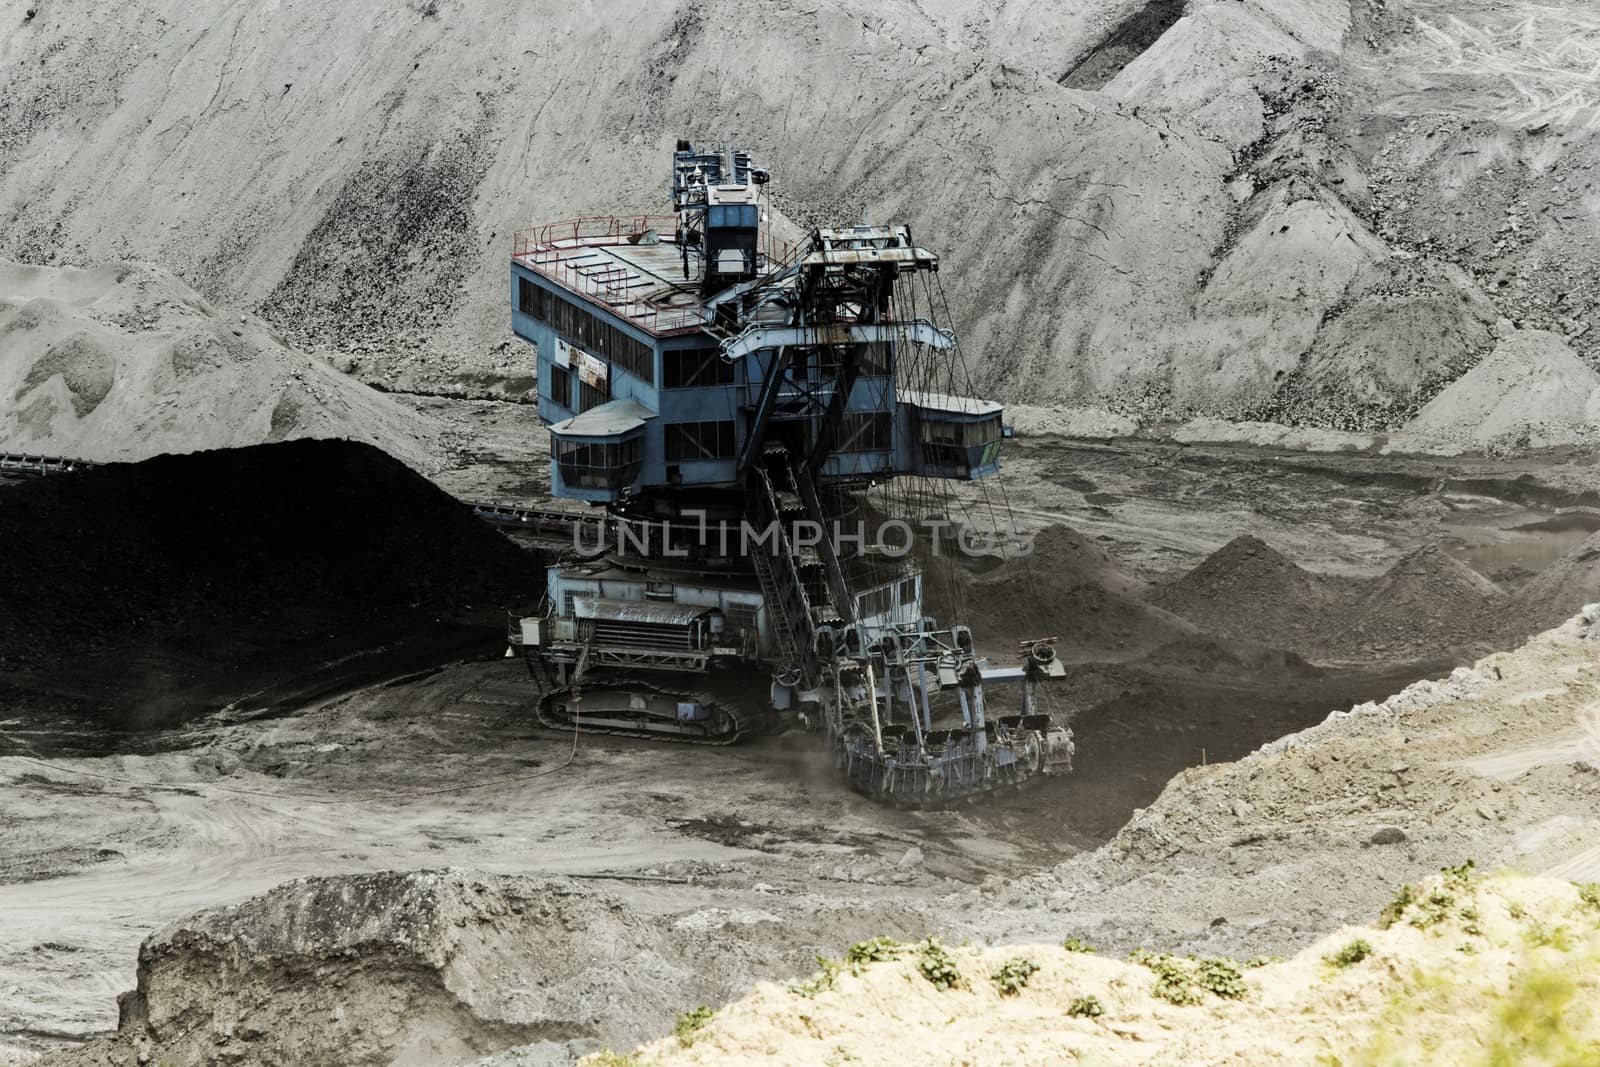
[1152,535,1359,654]
[0,259,440,468]
[0,439,543,727]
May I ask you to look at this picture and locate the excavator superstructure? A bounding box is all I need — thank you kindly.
[508,141,1070,803]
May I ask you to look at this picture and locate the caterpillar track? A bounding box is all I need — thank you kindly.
[532,670,786,745]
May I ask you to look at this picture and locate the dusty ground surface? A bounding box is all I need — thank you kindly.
[4,404,1599,1063]
[3,0,1599,443]
[9,612,1597,1065]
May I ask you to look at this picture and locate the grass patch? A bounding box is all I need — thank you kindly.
[1062,936,1096,953]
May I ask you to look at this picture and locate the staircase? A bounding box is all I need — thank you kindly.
[745,451,820,687]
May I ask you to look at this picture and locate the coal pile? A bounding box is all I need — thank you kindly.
[0,439,544,728]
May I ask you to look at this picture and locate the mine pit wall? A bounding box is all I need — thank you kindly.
[5,1,1597,429]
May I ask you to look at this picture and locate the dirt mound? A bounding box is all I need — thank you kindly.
[956,525,1194,658]
[0,439,543,726]
[1336,544,1504,658]
[0,259,440,468]
[1511,532,1600,632]
[1404,330,1600,450]
[612,873,1600,1067]
[1153,535,1356,651]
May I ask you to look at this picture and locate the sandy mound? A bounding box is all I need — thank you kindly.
[1335,544,1504,659]
[1404,330,1600,450]
[0,259,440,469]
[0,439,544,725]
[611,872,1600,1067]
[1154,536,1511,661]
[953,525,1195,658]
[1153,535,1356,650]
[1511,532,1600,632]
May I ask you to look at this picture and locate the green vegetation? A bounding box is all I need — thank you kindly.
[1244,955,1281,969]
[917,937,963,991]
[1062,936,1096,953]
[1196,957,1247,999]
[1147,956,1204,1006]
[1443,860,1479,890]
[1577,883,1600,911]
[790,955,843,998]
[845,936,902,966]
[673,1006,714,1048]
[1409,888,1458,930]
[1326,938,1375,968]
[1132,952,1248,1005]
[990,957,1040,996]
[587,1052,647,1067]
[1067,994,1105,1018]
[1379,883,1417,929]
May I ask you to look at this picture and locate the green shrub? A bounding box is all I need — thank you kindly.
[1326,938,1375,967]
[1380,883,1417,929]
[1409,888,1457,930]
[1062,936,1096,953]
[846,936,902,966]
[917,937,963,991]
[1067,994,1104,1018]
[1442,860,1478,890]
[991,957,1040,996]
[1148,956,1203,1006]
[1577,883,1600,911]
[790,955,843,998]
[673,1006,713,1047]
[1196,957,1247,999]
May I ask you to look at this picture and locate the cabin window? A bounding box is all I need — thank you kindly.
[665,420,736,461]
[554,435,643,490]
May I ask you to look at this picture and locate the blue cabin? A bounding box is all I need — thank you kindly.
[510,221,1002,505]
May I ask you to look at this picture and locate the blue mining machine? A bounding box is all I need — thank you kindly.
[507,141,1070,804]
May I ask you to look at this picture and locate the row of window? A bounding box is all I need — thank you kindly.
[555,436,643,490]
[920,414,1002,447]
[519,276,655,386]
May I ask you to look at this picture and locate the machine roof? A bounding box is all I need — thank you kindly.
[549,399,655,438]
[896,388,1003,417]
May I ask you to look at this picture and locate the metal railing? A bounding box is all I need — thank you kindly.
[511,215,799,336]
